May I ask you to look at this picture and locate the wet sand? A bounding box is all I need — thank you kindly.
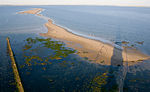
[18,8,43,14]
[19,8,150,66]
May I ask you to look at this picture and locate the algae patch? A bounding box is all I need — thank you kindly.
[21,37,76,69]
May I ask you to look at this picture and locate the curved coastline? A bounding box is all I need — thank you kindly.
[18,8,150,66]
[47,18,114,46]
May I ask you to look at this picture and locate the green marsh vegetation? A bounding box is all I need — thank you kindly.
[88,72,108,92]
[78,71,119,92]
[20,37,76,70]
[20,37,121,91]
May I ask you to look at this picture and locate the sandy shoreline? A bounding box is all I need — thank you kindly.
[19,8,150,66]
[18,8,43,14]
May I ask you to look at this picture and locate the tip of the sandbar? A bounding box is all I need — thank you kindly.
[6,37,9,40]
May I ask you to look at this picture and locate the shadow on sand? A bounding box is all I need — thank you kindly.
[109,28,125,92]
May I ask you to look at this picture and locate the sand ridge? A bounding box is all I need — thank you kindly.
[18,8,43,14]
[18,8,150,66]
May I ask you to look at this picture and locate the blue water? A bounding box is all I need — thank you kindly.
[41,5,150,55]
[0,5,150,92]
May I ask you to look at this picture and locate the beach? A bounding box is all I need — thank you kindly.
[1,6,150,92]
[19,8,150,66]
[18,8,43,14]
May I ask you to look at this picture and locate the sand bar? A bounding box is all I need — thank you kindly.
[19,8,150,66]
[18,8,43,14]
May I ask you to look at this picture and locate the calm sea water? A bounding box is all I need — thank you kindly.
[41,5,150,55]
[0,5,150,92]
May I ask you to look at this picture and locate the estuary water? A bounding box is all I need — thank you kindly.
[41,5,150,55]
[0,5,150,92]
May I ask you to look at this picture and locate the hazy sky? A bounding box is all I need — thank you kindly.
[0,0,150,7]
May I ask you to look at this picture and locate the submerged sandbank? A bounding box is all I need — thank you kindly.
[19,8,150,66]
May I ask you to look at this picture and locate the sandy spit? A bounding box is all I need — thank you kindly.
[19,8,150,66]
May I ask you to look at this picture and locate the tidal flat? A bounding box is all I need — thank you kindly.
[0,6,150,92]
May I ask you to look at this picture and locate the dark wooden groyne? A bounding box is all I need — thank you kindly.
[6,37,24,92]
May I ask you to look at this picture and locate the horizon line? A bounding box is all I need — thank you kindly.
[0,4,150,8]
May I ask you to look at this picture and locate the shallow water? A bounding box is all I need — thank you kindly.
[41,5,150,55]
[0,6,150,92]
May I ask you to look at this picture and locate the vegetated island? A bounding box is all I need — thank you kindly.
[18,8,150,66]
